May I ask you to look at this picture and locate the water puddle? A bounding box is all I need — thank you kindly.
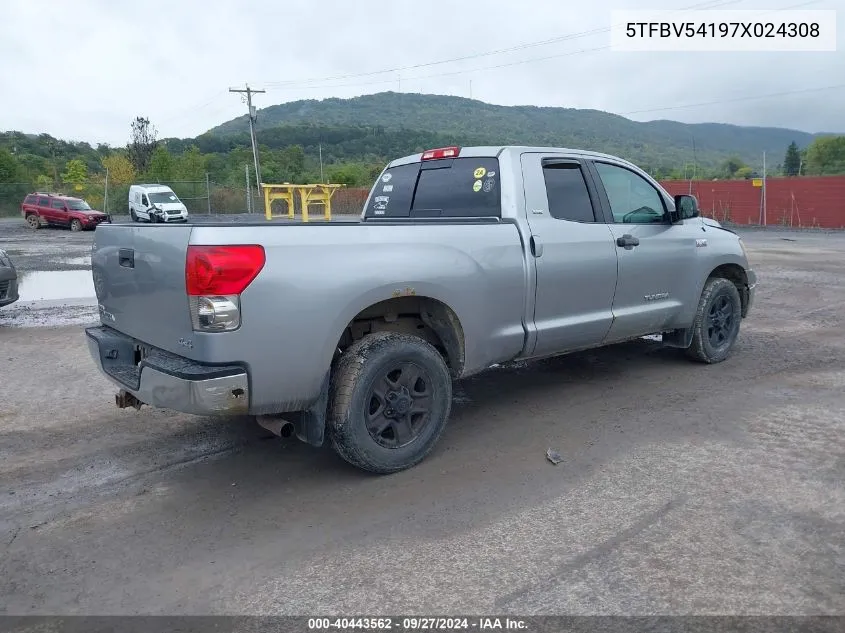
[17,270,95,302]
[53,256,91,266]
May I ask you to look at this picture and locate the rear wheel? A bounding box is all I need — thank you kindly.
[26,214,40,229]
[686,277,742,364]
[328,331,452,474]
[70,219,82,232]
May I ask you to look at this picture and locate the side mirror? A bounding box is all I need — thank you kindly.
[673,194,699,222]
[63,206,69,212]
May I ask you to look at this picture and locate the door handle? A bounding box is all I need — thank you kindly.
[530,235,543,257]
[616,234,640,250]
[118,248,135,268]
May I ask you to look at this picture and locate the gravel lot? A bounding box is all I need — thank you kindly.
[0,216,843,616]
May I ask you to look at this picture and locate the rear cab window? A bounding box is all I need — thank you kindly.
[364,156,501,219]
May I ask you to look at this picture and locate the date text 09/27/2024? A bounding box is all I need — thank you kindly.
[307,618,528,631]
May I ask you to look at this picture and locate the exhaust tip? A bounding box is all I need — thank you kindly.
[256,415,295,439]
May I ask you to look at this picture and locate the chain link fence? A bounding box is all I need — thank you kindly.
[1,179,370,218]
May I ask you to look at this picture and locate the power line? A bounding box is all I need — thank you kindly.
[157,90,228,125]
[257,0,816,95]
[621,84,845,116]
[258,0,743,89]
[153,0,823,136]
[153,0,744,131]
[265,44,613,93]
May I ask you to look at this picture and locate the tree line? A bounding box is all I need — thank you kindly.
[1,117,844,201]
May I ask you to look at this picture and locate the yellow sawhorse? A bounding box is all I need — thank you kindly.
[262,184,297,220]
[298,184,344,222]
[262,183,345,222]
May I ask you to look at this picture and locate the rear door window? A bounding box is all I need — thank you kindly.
[364,157,501,218]
[542,162,598,223]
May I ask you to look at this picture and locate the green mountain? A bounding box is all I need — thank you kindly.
[205,91,823,172]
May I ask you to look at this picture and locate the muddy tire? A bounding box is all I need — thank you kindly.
[26,214,40,229]
[686,277,742,364]
[130,208,138,222]
[70,219,82,232]
[328,331,452,474]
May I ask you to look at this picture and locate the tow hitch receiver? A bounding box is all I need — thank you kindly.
[116,389,144,410]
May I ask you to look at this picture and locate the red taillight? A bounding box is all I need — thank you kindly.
[185,245,265,296]
[421,146,460,160]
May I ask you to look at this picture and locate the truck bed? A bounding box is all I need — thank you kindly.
[90,220,530,414]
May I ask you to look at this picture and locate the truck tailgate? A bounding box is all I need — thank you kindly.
[92,224,195,356]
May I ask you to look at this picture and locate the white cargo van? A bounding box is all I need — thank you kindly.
[128,184,189,223]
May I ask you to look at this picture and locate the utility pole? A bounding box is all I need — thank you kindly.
[206,172,211,214]
[245,164,252,214]
[229,84,265,189]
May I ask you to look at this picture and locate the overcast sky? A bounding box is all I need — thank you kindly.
[1,0,842,146]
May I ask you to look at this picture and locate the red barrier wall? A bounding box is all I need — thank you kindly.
[340,175,845,228]
[659,176,845,229]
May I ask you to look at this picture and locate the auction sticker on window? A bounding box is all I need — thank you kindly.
[473,167,487,179]
[472,180,483,192]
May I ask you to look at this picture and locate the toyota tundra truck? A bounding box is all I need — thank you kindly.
[85,145,757,474]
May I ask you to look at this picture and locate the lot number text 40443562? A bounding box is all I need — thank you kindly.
[307,617,529,631]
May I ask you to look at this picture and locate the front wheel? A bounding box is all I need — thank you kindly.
[130,207,138,222]
[70,219,82,232]
[328,331,453,474]
[686,277,742,364]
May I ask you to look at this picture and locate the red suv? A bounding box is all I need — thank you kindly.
[21,192,111,231]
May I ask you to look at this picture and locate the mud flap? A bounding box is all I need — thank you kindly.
[662,327,694,349]
[293,372,330,447]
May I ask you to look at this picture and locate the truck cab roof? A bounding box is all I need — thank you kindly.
[387,145,640,170]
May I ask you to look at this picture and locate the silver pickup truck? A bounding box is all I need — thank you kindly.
[86,145,756,473]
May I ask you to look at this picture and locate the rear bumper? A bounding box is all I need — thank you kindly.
[84,216,111,227]
[85,325,249,415]
[155,210,188,223]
